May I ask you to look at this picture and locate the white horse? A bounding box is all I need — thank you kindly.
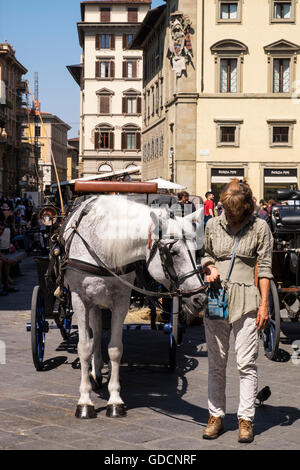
[62,195,206,419]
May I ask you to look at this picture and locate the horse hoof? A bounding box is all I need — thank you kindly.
[90,374,102,391]
[106,404,127,418]
[75,404,97,419]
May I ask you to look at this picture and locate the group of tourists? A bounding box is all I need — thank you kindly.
[0,193,41,296]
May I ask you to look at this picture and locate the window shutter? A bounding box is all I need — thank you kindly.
[137,97,142,114]
[121,132,126,150]
[122,97,127,114]
[122,61,127,78]
[95,35,100,50]
[123,34,128,50]
[95,131,99,149]
[100,96,110,114]
[95,61,100,78]
[109,132,114,150]
[128,8,138,23]
[136,132,141,150]
[110,34,115,50]
[132,61,137,78]
[110,61,115,78]
[101,8,110,22]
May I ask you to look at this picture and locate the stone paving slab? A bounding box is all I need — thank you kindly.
[0,257,299,451]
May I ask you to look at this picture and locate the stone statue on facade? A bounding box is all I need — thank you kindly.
[167,11,194,78]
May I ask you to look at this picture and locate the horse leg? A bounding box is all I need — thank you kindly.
[90,306,103,390]
[106,306,128,418]
[73,293,97,419]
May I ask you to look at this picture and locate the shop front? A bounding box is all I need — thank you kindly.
[263,168,298,202]
[211,168,245,201]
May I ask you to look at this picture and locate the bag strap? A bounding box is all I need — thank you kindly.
[224,232,242,285]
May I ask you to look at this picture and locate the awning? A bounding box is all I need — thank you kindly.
[264,177,298,183]
[52,166,141,188]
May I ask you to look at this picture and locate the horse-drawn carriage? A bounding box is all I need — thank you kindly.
[262,189,300,360]
[27,181,206,418]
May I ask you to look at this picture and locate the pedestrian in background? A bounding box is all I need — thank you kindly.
[201,179,273,443]
[204,192,215,227]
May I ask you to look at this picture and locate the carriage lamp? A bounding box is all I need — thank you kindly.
[53,245,61,256]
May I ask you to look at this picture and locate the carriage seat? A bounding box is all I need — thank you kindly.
[271,205,300,233]
[277,189,300,201]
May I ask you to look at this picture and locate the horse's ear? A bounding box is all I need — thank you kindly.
[184,207,204,224]
[150,211,162,240]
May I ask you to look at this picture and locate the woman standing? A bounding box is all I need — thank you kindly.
[201,179,273,443]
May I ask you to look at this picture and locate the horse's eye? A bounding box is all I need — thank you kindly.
[171,249,179,257]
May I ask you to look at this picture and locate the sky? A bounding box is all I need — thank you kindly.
[0,0,165,138]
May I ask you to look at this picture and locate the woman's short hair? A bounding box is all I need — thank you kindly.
[220,179,254,219]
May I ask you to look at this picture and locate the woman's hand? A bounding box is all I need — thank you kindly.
[256,303,269,331]
[204,265,220,283]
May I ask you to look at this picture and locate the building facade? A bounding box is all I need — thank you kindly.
[22,111,71,191]
[67,137,80,181]
[0,42,27,196]
[74,0,151,178]
[135,0,300,201]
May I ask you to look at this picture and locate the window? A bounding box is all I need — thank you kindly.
[215,119,243,147]
[96,34,115,50]
[95,60,115,79]
[211,40,248,93]
[123,60,137,78]
[121,126,141,150]
[100,7,111,23]
[268,119,296,147]
[221,126,236,143]
[271,1,295,23]
[122,94,141,114]
[273,126,289,143]
[264,40,300,93]
[35,126,41,137]
[95,126,114,150]
[217,0,241,23]
[123,34,134,50]
[98,163,112,173]
[99,96,110,114]
[220,58,238,92]
[273,58,290,93]
[128,7,138,23]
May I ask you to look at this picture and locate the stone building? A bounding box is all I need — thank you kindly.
[22,111,71,191]
[67,137,79,181]
[70,0,151,178]
[0,42,27,196]
[134,0,300,201]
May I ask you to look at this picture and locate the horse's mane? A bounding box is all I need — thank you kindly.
[88,195,151,269]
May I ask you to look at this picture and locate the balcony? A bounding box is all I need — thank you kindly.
[16,80,27,92]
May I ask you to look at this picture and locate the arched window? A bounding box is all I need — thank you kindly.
[94,123,114,150]
[126,163,138,171]
[122,89,142,114]
[210,40,248,93]
[98,163,113,173]
[121,124,141,151]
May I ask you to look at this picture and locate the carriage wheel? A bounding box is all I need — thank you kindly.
[31,285,49,371]
[261,279,281,361]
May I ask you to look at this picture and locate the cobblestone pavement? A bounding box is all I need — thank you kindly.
[0,257,299,451]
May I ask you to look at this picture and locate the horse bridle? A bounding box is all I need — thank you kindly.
[146,230,207,298]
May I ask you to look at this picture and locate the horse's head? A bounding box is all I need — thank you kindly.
[146,207,207,321]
